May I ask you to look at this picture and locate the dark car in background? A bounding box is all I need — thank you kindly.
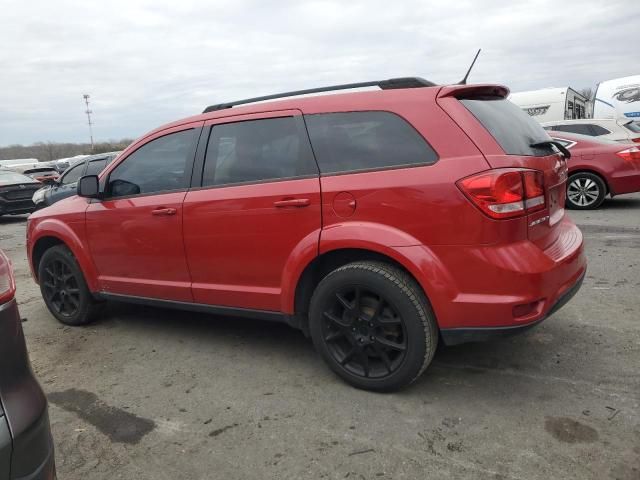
[0,250,56,479]
[548,131,640,209]
[32,152,119,209]
[0,170,41,216]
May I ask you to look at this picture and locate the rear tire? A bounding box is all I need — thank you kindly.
[566,172,606,210]
[38,245,102,326]
[309,261,438,392]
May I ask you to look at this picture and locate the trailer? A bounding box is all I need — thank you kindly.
[509,87,589,123]
[594,75,640,120]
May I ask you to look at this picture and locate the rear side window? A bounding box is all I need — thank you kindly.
[203,117,317,186]
[625,121,640,133]
[553,124,594,135]
[551,138,574,148]
[590,124,611,136]
[304,111,437,174]
[461,97,553,156]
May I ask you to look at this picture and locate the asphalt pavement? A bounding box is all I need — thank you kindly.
[0,194,638,480]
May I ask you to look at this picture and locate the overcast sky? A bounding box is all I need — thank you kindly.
[1,0,637,146]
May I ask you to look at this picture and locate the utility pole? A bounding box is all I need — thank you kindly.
[83,94,94,151]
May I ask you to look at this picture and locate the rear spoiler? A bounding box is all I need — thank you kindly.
[437,84,510,99]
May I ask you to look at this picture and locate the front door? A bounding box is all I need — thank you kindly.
[85,124,201,302]
[183,110,321,311]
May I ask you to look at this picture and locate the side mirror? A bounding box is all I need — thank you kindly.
[77,175,100,198]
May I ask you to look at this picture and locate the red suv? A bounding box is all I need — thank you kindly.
[27,78,586,391]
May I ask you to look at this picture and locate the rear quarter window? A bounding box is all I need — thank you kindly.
[590,124,611,136]
[461,97,553,156]
[304,111,438,174]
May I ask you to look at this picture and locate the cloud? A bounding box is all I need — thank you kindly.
[0,0,636,145]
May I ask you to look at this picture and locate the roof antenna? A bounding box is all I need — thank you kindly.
[458,49,481,85]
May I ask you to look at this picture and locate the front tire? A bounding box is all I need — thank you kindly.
[309,261,438,392]
[38,245,102,326]
[566,172,606,210]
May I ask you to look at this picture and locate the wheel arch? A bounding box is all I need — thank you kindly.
[288,245,447,334]
[29,221,99,291]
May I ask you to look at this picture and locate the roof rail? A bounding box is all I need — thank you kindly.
[202,77,436,113]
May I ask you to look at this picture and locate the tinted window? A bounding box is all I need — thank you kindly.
[203,117,317,186]
[305,111,437,174]
[552,132,619,145]
[590,124,611,136]
[108,129,195,197]
[625,121,640,133]
[85,159,107,176]
[61,163,85,184]
[552,124,594,135]
[461,98,552,156]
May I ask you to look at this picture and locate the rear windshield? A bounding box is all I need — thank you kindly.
[624,121,640,133]
[461,97,554,156]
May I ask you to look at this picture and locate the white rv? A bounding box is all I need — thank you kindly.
[593,75,640,121]
[509,87,589,123]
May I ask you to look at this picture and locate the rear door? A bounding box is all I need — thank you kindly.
[183,110,321,312]
[438,89,568,250]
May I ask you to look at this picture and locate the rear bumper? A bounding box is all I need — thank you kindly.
[609,171,640,196]
[14,434,55,480]
[394,216,586,342]
[0,300,55,479]
[440,270,584,345]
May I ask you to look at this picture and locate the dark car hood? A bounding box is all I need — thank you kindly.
[0,181,41,188]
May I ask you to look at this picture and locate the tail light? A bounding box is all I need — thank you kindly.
[616,146,640,162]
[457,168,546,219]
[0,251,16,305]
[631,138,640,144]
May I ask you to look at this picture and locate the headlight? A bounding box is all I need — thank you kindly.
[32,188,46,204]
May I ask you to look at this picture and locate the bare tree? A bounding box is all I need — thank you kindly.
[578,87,594,100]
[0,139,133,161]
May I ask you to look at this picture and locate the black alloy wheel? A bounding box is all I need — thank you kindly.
[321,286,408,379]
[41,258,81,318]
[309,261,438,392]
[38,245,102,326]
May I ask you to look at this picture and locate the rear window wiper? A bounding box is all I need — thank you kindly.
[530,140,571,160]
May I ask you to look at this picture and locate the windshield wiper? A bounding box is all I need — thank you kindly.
[530,140,571,159]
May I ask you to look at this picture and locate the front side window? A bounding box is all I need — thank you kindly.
[108,129,196,198]
[202,116,317,186]
[305,111,437,174]
[61,163,85,185]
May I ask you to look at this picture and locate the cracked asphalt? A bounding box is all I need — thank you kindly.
[0,194,638,479]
